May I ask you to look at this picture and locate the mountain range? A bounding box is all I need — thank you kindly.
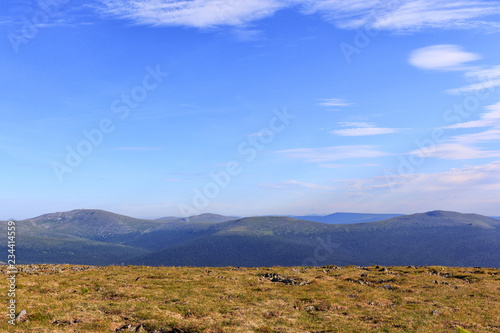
[290,213,403,224]
[1,209,499,267]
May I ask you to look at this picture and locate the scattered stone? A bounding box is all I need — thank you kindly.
[53,319,82,326]
[261,273,310,286]
[16,309,27,322]
[115,324,134,331]
[346,278,372,286]
[3,264,103,275]
[115,324,148,332]
[305,305,316,312]
[383,284,394,290]
[432,310,439,316]
[380,267,388,272]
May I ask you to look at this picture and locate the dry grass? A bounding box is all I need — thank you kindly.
[1,264,499,332]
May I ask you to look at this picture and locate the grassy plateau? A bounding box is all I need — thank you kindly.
[1,264,499,332]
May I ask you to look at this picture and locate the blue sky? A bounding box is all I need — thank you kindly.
[1,0,500,220]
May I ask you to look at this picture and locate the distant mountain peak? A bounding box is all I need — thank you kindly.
[22,209,161,240]
[387,210,500,229]
[292,212,403,224]
[179,213,237,223]
[424,210,451,216]
[193,213,226,218]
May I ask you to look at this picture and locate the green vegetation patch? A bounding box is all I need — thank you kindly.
[1,264,499,332]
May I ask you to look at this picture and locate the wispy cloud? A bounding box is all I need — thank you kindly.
[112,147,163,151]
[0,18,16,26]
[231,28,264,41]
[409,45,500,95]
[96,0,287,28]
[445,102,500,129]
[94,0,500,31]
[466,65,500,80]
[409,45,480,71]
[275,161,500,215]
[446,79,500,94]
[446,65,500,94]
[452,129,500,143]
[265,161,500,215]
[346,161,500,196]
[260,180,333,190]
[333,122,400,136]
[276,145,389,163]
[317,98,352,109]
[300,0,500,31]
[318,163,379,168]
[373,1,500,31]
[410,102,500,160]
[410,142,500,160]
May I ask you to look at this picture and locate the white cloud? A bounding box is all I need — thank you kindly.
[446,65,500,94]
[231,28,264,41]
[282,161,500,215]
[446,79,500,94]
[466,65,500,80]
[445,102,500,129]
[301,0,500,30]
[411,102,500,160]
[97,0,287,28]
[333,122,400,136]
[409,45,480,71]
[318,163,379,168]
[338,122,371,127]
[370,0,500,31]
[346,161,500,197]
[276,145,388,163]
[260,180,333,190]
[95,0,500,31]
[334,127,398,136]
[317,98,352,108]
[453,128,500,143]
[410,142,500,160]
